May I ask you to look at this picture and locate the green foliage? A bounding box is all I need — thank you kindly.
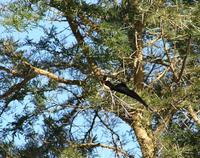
[0,0,48,31]
[100,22,131,55]
[0,0,200,158]
[59,147,84,158]
[161,124,200,158]
[145,1,200,38]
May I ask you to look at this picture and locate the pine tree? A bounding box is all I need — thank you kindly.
[0,0,199,157]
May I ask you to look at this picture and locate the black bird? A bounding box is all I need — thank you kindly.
[104,80,153,111]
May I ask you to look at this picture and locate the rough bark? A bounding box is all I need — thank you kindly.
[131,111,155,158]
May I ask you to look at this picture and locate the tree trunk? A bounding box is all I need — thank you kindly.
[126,1,155,157]
[127,0,144,90]
[131,111,155,158]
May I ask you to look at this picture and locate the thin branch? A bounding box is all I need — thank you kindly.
[78,14,100,33]
[96,112,121,144]
[161,25,178,81]
[0,65,23,77]
[149,67,170,86]
[177,36,191,82]
[149,58,169,67]
[0,100,11,117]
[0,75,34,99]
[154,95,189,134]
[74,143,130,158]
[154,108,176,135]
[145,63,157,82]
[188,105,200,126]
[145,34,162,47]
[82,110,98,143]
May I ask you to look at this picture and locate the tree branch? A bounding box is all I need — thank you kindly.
[65,14,104,78]
[0,75,34,99]
[188,105,200,126]
[177,36,191,82]
[74,143,130,158]
[154,108,176,135]
[0,65,23,77]
[130,110,155,158]
[82,110,98,143]
[23,61,85,85]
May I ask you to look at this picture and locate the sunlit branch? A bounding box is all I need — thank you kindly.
[0,65,23,77]
[154,108,175,134]
[188,105,200,126]
[23,61,85,85]
[145,34,162,47]
[161,26,178,81]
[149,67,170,86]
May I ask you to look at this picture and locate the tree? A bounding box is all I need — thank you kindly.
[0,0,200,157]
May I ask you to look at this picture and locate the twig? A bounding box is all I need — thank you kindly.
[74,143,130,158]
[188,105,200,126]
[177,36,191,82]
[82,110,98,143]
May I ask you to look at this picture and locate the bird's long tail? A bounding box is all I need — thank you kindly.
[104,81,153,111]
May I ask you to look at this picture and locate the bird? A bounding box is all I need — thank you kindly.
[103,79,153,111]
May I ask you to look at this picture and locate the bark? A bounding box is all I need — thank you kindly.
[23,61,84,86]
[125,1,156,157]
[127,0,144,90]
[115,109,155,158]
[131,111,155,158]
